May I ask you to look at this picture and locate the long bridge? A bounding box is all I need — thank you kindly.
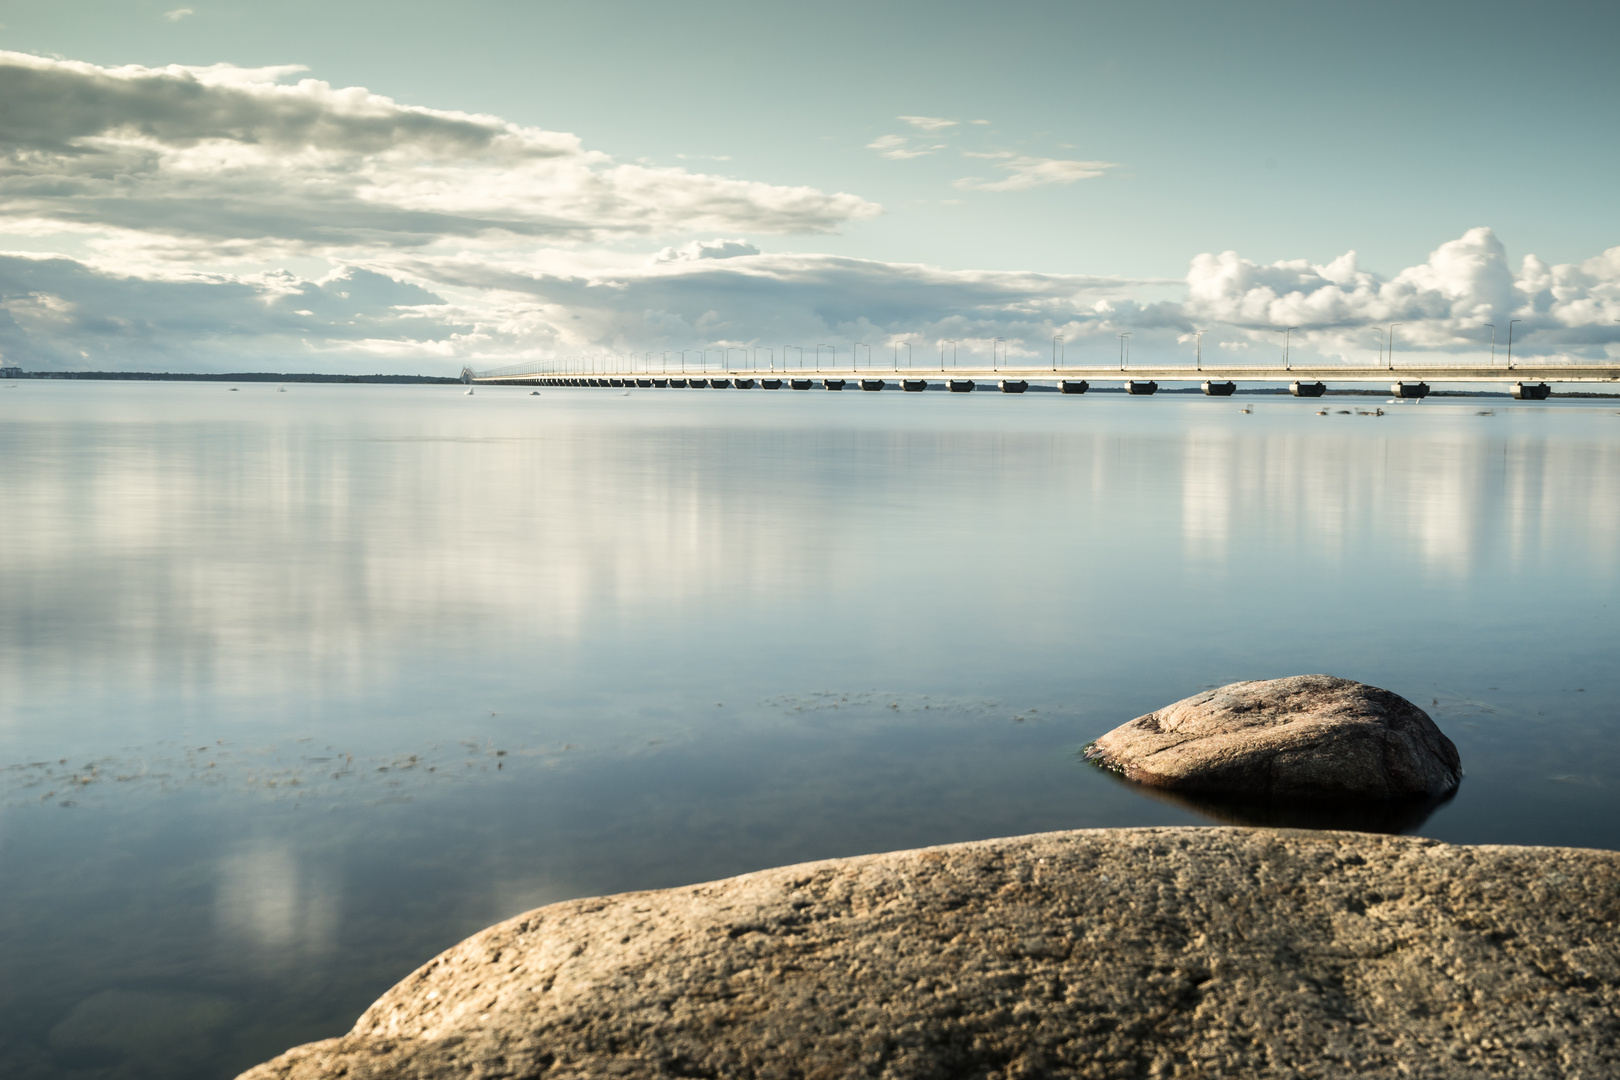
[470,359,1620,400]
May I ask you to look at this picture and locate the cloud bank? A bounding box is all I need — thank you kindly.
[0,51,878,262]
[0,52,1615,373]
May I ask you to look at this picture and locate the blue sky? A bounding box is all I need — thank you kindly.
[1,0,1616,372]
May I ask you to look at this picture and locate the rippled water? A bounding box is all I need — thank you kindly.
[1,381,1617,1078]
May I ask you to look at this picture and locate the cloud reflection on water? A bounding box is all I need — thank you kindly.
[3,395,1619,725]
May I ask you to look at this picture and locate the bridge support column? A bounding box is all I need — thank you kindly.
[947,379,975,393]
[1392,381,1430,399]
[1201,380,1236,396]
[1290,381,1327,397]
[998,380,1028,393]
[1060,380,1089,394]
[1511,382,1552,400]
[1125,380,1159,395]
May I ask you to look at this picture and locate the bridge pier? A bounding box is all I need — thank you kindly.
[1125,380,1159,395]
[1202,380,1236,396]
[902,378,929,392]
[947,379,975,393]
[734,378,755,389]
[1290,381,1327,397]
[1060,380,1089,394]
[823,378,846,391]
[860,378,886,391]
[762,378,782,389]
[998,379,1028,393]
[1512,382,1552,400]
[790,378,813,390]
[1392,381,1430,399]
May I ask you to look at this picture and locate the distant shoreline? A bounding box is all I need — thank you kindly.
[4,371,461,384]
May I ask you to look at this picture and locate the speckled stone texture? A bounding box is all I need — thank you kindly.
[1084,675,1462,799]
[237,827,1620,1080]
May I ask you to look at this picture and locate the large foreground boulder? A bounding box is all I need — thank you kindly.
[239,827,1620,1080]
[1084,675,1462,800]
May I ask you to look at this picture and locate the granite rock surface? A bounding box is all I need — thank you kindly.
[238,826,1619,1080]
[1084,675,1462,799]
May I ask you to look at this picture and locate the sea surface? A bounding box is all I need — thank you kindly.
[1,381,1617,1079]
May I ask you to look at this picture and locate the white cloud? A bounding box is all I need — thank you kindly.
[651,238,761,263]
[866,134,940,160]
[897,116,958,132]
[1183,227,1620,358]
[7,228,1618,374]
[163,8,195,20]
[3,49,1612,375]
[955,156,1119,192]
[0,51,879,261]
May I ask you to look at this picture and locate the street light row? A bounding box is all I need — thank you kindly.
[495,324,1534,378]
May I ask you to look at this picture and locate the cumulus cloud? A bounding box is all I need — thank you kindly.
[651,239,761,263]
[163,8,195,20]
[1185,227,1620,358]
[0,51,879,258]
[954,156,1119,192]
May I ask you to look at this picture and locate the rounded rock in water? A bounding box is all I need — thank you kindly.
[1084,674,1461,800]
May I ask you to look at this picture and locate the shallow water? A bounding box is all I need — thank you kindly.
[1,381,1617,1079]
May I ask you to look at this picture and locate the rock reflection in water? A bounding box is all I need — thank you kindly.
[1092,766,1456,834]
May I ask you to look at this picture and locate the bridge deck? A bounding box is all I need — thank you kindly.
[474,364,1620,385]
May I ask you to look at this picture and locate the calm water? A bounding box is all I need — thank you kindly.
[2,381,1618,1078]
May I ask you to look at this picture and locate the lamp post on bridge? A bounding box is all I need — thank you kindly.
[894,341,912,369]
[1052,335,1063,371]
[1367,325,1387,367]
[1273,326,1298,371]
[1118,333,1130,371]
[783,345,803,371]
[1194,329,1206,371]
[1483,325,1496,366]
[992,337,1006,373]
[1507,319,1521,370]
[940,339,957,372]
[1388,324,1404,370]
[815,344,836,372]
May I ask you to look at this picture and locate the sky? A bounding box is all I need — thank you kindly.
[0,0,1617,373]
